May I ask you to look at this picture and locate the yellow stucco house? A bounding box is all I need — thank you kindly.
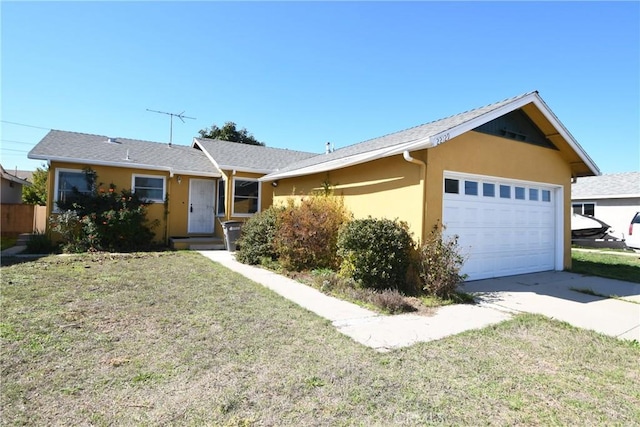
[28,132,316,249]
[29,91,599,280]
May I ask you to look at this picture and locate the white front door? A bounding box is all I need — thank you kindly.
[188,179,215,234]
[442,172,560,281]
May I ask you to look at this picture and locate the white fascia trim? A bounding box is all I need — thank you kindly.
[260,144,408,181]
[172,169,221,178]
[529,95,601,176]
[192,139,226,175]
[217,165,274,175]
[572,194,640,200]
[28,154,219,178]
[193,139,276,175]
[260,95,544,182]
[428,93,541,148]
[262,92,601,182]
[429,93,600,177]
[262,136,441,182]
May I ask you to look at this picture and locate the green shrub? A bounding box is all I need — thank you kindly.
[50,210,87,253]
[337,218,414,292]
[235,206,282,265]
[25,232,56,254]
[274,196,350,271]
[417,225,467,298]
[52,170,158,253]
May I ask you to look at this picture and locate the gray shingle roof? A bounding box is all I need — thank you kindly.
[1,164,32,186]
[29,130,218,176]
[193,138,317,173]
[262,91,600,181]
[572,172,640,199]
[263,92,541,180]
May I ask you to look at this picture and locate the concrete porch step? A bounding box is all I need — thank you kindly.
[170,236,226,251]
[16,233,34,245]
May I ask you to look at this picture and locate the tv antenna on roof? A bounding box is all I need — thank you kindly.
[146,109,196,146]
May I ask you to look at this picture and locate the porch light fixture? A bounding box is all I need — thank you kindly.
[271,181,279,187]
[177,175,182,184]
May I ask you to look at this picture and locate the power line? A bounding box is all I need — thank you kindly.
[1,139,36,146]
[0,120,51,131]
[0,147,30,153]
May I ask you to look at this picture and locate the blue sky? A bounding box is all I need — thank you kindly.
[2,1,639,174]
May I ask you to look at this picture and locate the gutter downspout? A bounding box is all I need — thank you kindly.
[403,150,427,243]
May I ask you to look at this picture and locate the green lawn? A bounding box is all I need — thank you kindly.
[2,252,639,426]
[0,236,17,251]
[571,249,640,283]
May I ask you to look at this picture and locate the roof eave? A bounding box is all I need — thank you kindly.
[218,165,275,175]
[572,194,640,200]
[264,92,600,181]
[28,153,220,178]
[530,94,601,177]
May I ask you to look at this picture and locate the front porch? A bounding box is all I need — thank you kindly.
[169,236,226,251]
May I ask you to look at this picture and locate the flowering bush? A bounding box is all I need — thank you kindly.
[274,195,350,271]
[52,170,158,252]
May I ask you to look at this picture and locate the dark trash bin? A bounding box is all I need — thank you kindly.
[221,221,243,251]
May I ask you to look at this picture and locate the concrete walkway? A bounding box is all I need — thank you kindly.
[199,251,511,351]
[0,245,27,257]
[201,251,640,349]
[462,271,640,341]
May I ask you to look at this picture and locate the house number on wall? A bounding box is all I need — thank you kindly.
[434,133,451,144]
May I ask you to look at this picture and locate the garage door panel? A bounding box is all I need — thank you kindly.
[443,173,558,281]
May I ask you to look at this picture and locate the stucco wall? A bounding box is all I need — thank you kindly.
[425,131,573,268]
[215,170,270,236]
[273,155,425,239]
[274,130,573,268]
[573,197,640,238]
[48,162,178,243]
[1,178,24,204]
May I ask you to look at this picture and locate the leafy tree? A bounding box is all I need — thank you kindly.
[22,165,48,205]
[198,121,265,146]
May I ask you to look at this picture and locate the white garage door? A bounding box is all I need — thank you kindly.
[442,172,560,281]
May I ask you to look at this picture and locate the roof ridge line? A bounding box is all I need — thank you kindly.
[333,91,537,151]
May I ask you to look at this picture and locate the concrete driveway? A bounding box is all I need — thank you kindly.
[462,271,640,341]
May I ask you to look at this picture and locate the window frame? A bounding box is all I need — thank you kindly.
[572,202,596,216]
[231,177,261,217]
[444,178,460,194]
[53,168,93,212]
[464,180,479,196]
[499,184,511,199]
[131,173,166,203]
[216,179,226,217]
[482,182,496,198]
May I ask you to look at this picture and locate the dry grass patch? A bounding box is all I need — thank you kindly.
[2,252,639,425]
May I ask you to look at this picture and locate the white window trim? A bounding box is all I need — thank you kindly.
[572,201,596,216]
[53,168,89,212]
[231,177,261,217]
[216,179,226,217]
[131,173,166,203]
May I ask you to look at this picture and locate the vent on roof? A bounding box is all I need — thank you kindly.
[325,142,334,154]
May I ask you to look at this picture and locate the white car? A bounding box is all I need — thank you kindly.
[627,212,640,249]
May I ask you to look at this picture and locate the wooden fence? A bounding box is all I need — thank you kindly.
[1,204,47,236]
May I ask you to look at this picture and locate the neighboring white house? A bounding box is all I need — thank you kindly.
[1,164,31,204]
[571,171,640,238]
